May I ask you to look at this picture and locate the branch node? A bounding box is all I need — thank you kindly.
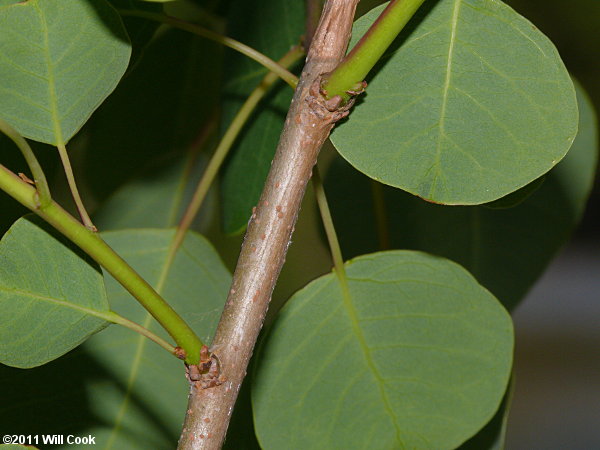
[307,75,363,122]
[345,79,368,96]
[18,172,35,185]
[175,346,187,360]
[33,191,41,209]
[185,345,223,389]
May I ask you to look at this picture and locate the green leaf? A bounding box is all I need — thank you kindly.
[325,81,597,309]
[220,0,304,235]
[458,379,513,450]
[0,0,131,145]
[0,216,109,368]
[356,0,388,18]
[330,0,578,204]
[253,251,513,449]
[0,229,230,448]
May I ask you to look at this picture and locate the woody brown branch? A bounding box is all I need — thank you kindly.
[177,1,361,448]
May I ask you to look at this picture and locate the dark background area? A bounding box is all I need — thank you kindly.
[502,1,599,448]
[505,0,599,239]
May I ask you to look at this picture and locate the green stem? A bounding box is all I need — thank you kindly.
[118,9,298,88]
[312,165,346,279]
[56,142,95,230]
[172,46,303,251]
[322,0,426,101]
[0,164,203,364]
[0,118,51,207]
[0,164,37,209]
[104,311,177,356]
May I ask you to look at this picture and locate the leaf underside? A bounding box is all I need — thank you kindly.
[324,82,597,310]
[0,216,109,368]
[0,0,131,145]
[331,0,578,205]
[253,251,513,449]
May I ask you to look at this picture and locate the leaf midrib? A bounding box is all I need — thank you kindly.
[335,272,403,445]
[34,0,64,146]
[0,285,109,321]
[430,0,462,199]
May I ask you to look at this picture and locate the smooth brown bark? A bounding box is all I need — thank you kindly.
[177,1,360,448]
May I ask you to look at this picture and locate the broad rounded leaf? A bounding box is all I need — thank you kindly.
[459,380,513,450]
[253,251,513,449]
[0,0,131,144]
[331,0,578,204]
[0,216,109,368]
[324,82,597,310]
